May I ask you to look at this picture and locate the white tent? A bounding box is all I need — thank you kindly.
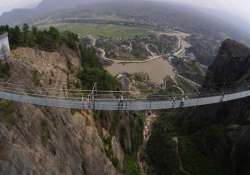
[0,33,10,60]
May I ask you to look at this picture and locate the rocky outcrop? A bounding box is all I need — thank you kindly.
[0,104,120,175]
[204,39,250,91]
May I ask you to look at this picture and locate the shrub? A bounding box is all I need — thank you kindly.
[40,119,50,146]
[0,100,15,128]
[0,61,10,79]
[32,70,40,86]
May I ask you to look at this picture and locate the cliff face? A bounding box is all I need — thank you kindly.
[0,47,142,175]
[0,104,119,175]
[146,40,250,175]
[204,39,250,91]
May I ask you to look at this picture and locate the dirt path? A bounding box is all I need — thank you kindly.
[156,31,191,58]
[143,112,158,142]
[177,74,201,88]
[97,47,163,64]
[172,137,191,175]
[86,35,96,47]
[172,85,185,95]
[138,112,159,175]
[145,44,158,58]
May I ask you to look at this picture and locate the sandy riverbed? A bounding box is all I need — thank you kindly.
[105,58,175,83]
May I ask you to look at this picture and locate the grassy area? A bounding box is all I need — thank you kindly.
[38,23,150,38]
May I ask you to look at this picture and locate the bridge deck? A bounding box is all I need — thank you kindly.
[0,89,249,111]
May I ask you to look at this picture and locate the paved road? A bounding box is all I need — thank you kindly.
[0,88,250,111]
[98,47,164,64]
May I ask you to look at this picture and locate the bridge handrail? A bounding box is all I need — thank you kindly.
[1,81,250,102]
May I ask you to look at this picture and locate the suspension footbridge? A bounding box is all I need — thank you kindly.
[0,81,249,111]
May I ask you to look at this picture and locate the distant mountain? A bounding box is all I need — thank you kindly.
[0,0,99,25]
[35,0,87,13]
[201,8,250,37]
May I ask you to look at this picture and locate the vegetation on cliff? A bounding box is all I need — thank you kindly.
[0,23,143,175]
[0,24,78,51]
[78,46,120,90]
[146,111,232,175]
[93,111,144,174]
[0,24,120,91]
[0,61,10,79]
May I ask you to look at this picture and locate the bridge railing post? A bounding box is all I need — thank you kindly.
[118,93,124,111]
[90,83,97,111]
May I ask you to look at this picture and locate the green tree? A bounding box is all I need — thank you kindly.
[61,31,79,50]
[0,24,79,51]
[48,27,60,47]
[31,26,38,35]
[21,23,31,46]
[78,46,119,90]
[22,23,29,33]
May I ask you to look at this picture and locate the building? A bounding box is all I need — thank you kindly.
[0,33,10,60]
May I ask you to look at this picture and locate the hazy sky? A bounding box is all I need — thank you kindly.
[166,0,250,22]
[0,0,249,23]
[0,0,41,14]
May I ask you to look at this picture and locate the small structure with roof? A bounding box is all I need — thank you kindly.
[0,33,10,60]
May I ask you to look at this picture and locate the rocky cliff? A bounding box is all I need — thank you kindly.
[145,40,250,175]
[0,47,143,175]
[204,39,250,91]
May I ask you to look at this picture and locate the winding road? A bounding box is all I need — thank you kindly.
[97,47,163,64]
[95,31,191,64]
